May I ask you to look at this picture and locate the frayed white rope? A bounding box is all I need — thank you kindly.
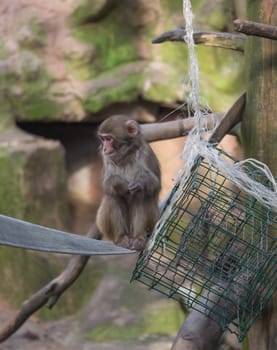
[197,144,277,211]
[181,0,277,212]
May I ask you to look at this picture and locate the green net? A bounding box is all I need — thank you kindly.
[132,148,276,341]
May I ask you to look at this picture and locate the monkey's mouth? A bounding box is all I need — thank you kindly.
[103,148,115,155]
[104,150,115,156]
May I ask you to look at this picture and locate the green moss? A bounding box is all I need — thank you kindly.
[0,95,14,130]
[71,0,244,112]
[0,113,13,131]
[0,145,92,321]
[21,146,69,228]
[195,46,245,111]
[0,247,102,321]
[205,8,228,31]
[85,301,183,342]
[160,0,183,13]
[242,336,249,350]
[142,65,184,104]
[8,69,58,121]
[247,1,260,22]
[72,0,114,24]
[71,2,158,112]
[85,70,142,112]
[0,247,62,306]
[37,258,102,321]
[0,37,9,59]
[103,43,137,71]
[144,302,184,335]
[0,47,59,121]
[85,324,143,342]
[148,10,244,109]
[0,148,26,217]
[18,18,46,49]
[159,42,188,76]
[72,15,138,79]
[157,0,245,111]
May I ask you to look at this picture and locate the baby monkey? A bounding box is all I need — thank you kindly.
[96,115,161,250]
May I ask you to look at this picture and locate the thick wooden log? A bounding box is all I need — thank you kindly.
[141,113,224,142]
[141,93,245,143]
[241,2,277,349]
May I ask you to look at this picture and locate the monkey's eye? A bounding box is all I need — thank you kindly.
[99,135,113,143]
[104,136,113,142]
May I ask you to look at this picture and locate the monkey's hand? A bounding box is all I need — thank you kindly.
[130,237,146,251]
[128,180,143,194]
[104,175,129,197]
[117,235,146,251]
[116,235,132,248]
[129,175,159,196]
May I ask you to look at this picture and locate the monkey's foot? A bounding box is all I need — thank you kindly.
[116,236,146,251]
[116,235,133,249]
[129,237,146,251]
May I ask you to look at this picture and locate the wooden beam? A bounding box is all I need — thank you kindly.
[141,113,224,142]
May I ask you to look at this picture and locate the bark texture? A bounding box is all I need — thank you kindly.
[241,1,277,349]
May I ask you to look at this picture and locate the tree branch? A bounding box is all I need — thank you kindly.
[0,255,90,342]
[234,19,277,40]
[152,28,245,52]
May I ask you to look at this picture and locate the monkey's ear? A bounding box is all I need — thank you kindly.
[126,120,139,137]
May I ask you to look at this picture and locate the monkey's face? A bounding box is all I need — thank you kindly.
[99,134,115,156]
[98,115,142,164]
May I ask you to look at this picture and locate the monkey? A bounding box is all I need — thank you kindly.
[95,115,161,251]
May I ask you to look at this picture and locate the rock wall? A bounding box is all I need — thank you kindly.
[0,0,244,124]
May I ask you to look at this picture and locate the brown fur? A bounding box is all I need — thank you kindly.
[96,115,161,250]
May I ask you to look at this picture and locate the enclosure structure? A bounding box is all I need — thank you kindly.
[132,148,276,341]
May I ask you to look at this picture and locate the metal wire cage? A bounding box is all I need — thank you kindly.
[131,148,276,341]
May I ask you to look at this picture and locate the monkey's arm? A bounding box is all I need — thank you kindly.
[128,168,161,195]
[128,160,161,195]
[127,142,160,195]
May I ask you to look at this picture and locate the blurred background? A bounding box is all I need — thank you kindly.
[0,0,246,349]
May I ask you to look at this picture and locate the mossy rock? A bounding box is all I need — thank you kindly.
[0,147,26,217]
[72,0,116,24]
[0,129,101,321]
[16,18,46,49]
[84,63,145,112]
[0,128,68,228]
[0,0,245,119]
[85,300,183,342]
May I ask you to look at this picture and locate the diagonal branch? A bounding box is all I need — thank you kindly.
[152,28,245,52]
[0,255,90,342]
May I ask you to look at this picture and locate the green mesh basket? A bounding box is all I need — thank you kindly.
[132,148,276,341]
